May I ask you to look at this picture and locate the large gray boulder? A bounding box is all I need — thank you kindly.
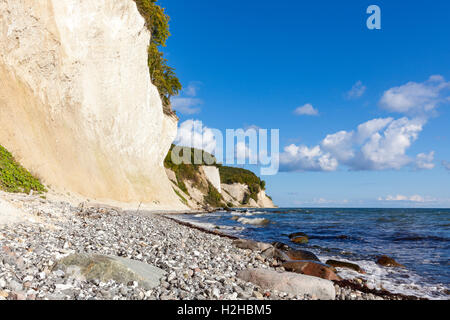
[56,254,166,290]
[237,268,335,300]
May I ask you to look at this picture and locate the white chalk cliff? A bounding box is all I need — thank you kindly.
[201,166,221,194]
[166,166,276,209]
[0,0,185,208]
[221,183,275,208]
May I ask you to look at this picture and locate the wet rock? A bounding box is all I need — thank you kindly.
[288,232,308,239]
[232,239,272,252]
[290,236,309,244]
[326,260,365,273]
[282,261,341,281]
[376,255,405,268]
[265,243,320,262]
[284,250,320,262]
[56,254,166,289]
[238,268,335,300]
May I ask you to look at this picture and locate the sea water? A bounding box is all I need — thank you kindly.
[176,208,450,300]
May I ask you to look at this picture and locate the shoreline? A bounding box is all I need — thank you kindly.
[0,193,429,300]
[165,214,427,301]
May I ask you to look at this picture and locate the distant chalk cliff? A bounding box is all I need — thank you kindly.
[164,146,276,210]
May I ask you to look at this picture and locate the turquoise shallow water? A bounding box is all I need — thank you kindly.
[178,208,450,299]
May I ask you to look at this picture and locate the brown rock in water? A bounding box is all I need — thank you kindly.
[282,261,341,281]
[288,232,309,239]
[376,255,405,268]
[272,242,292,251]
[283,249,320,262]
[290,236,309,244]
[326,260,365,273]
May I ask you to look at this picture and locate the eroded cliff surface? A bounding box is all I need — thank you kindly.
[0,0,184,208]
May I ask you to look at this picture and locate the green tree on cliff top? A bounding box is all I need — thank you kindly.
[134,0,182,114]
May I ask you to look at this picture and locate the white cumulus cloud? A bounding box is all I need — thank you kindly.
[280,117,429,172]
[171,82,203,115]
[346,81,367,99]
[378,194,431,203]
[235,141,259,164]
[294,104,319,116]
[379,75,450,115]
[171,98,202,115]
[442,161,450,171]
[321,130,355,162]
[184,82,201,97]
[174,119,217,153]
[280,144,338,172]
[415,151,435,170]
[355,117,424,170]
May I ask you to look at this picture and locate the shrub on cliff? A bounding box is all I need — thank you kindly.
[164,145,269,205]
[134,0,182,114]
[204,182,224,208]
[164,145,217,194]
[0,145,46,194]
[218,166,266,204]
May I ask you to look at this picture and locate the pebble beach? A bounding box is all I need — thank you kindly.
[0,193,413,301]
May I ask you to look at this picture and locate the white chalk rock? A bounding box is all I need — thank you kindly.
[201,166,221,193]
[0,0,184,208]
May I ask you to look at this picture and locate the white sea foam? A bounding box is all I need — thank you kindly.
[171,215,245,234]
[320,254,448,300]
[175,211,449,300]
[231,212,256,217]
[170,215,217,230]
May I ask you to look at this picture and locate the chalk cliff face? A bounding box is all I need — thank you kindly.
[0,0,185,208]
[165,166,276,209]
[221,183,276,208]
[201,166,221,194]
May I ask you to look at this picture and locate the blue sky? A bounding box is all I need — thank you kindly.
[158,0,450,208]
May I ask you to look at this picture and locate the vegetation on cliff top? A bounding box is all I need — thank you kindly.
[203,182,224,208]
[164,145,216,194]
[133,0,181,114]
[217,166,266,204]
[164,145,268,206]
[0,145,46,194]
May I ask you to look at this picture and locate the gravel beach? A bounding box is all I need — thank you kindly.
[0,193,406,301]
